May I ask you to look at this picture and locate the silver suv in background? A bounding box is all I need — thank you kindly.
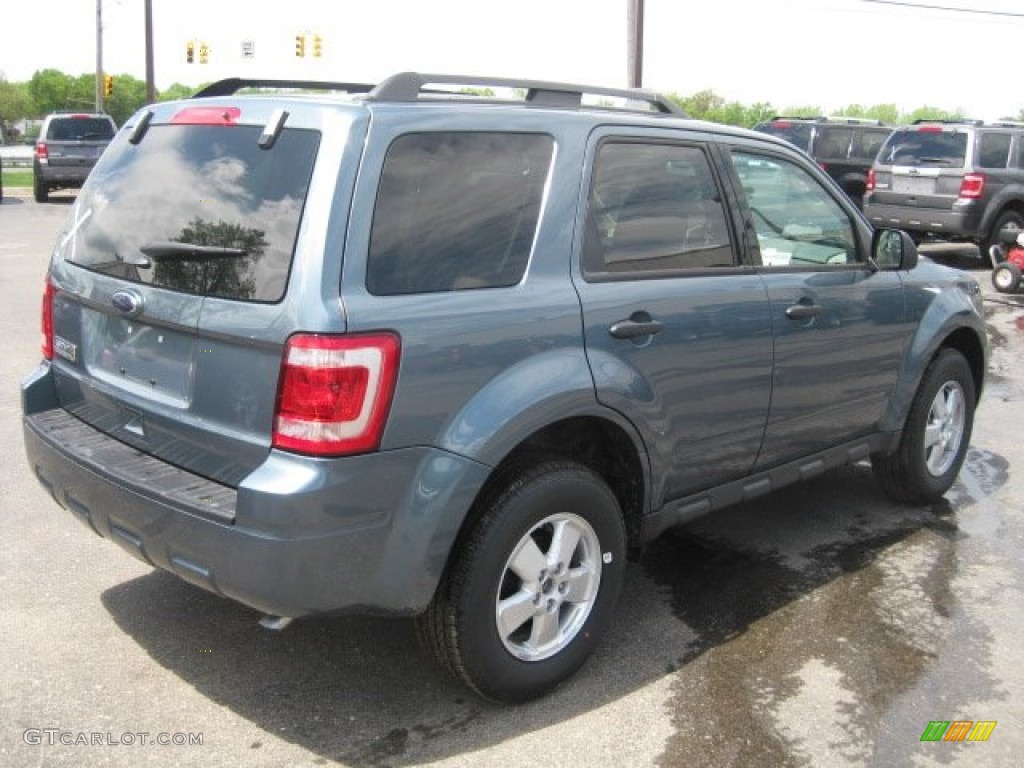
[753,116,892,207]
[33,112,117,203]
[863,120,1024,254]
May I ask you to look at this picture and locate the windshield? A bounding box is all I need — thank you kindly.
[58,123,319,302]
[879,129,968,166]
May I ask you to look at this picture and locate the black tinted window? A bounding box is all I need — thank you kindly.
[754,122,814,152]
[854,129,890,160]
[367,132,553,295]
[814,127,853,158]
[583,142,734,277]
[880,129,968,166]
[978,132,1012,169]
[47,117,116,141]
[61,124,318,302]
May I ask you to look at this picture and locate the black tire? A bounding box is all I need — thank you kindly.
[33,175,48,204]
[984,209,1024,255]
[418,461,626,703]
[992,262,1022,293]
[873,349,975,505]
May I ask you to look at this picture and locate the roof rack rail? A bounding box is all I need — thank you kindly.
[367,72,685,115]
[911,118,984,126]
[192,78,377,98]
[824,116,885,126]
[990,120,1024,128]
[768,115,826,122]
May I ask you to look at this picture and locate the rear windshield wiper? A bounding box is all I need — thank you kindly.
[139,242,248,261]
[914,157,958,165]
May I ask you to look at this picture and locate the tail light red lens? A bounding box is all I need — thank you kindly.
[959,173,985,200]
[35,142,49,161]
[866,168,876,192]
[41,279,55,360]
[273,333,401,456]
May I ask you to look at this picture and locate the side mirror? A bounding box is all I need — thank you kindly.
[871,228,918,271]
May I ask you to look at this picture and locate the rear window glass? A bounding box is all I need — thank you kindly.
[879,129,968,166]
[854,129,890,160]
[753,122,814,152]
[60,124,319,302]
[367,132,553,295]
[813,127,853,158]
[46,117,116,141]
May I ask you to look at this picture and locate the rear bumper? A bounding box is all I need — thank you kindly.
[35,164,93,186]
[862,199,982,239]
[22,364,490,618]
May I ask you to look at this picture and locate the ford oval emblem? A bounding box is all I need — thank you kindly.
[111,290,144,317]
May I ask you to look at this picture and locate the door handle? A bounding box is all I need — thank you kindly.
[784,302,823,320]
[609,315,664,339]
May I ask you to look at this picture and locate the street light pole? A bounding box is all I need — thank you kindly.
[145,0,155,102]
[626,0,644,88]
[95,0,104,112]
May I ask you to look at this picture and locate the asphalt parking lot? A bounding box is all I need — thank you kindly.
[1,195,1022,767]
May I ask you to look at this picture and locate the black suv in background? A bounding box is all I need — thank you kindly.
[33,112,117,203]
[754,116,892,207]
[863,120,1024,254]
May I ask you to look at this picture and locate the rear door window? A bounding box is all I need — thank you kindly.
[366,132,553,295]
[63,124,319,302]
[978,132,1012,169]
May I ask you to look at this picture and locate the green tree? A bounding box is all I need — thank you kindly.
[103,73,149,125]
[157,83,195,102]
[28,69,79,114]
[901,106,966,124]
[0,76,35,134]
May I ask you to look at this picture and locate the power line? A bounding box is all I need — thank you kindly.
[860,0,1024,18]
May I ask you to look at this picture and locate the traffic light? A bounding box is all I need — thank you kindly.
[103,75,113,98]
[295,34,306,58]
[312,34,322,58]
[199,42,209,64]
[186,40,195,63]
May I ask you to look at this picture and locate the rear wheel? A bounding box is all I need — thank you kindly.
[985,209,1024,255]
[992,262,1022,293]
[873,349,975,505]
[33,176,48,204]
[418,461,626,703]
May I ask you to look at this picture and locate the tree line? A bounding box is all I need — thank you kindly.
[3,68,1021,140]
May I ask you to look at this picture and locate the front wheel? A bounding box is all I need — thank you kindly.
[873,349,975,505]
[992,262,1022,293]
[418,461,626,703]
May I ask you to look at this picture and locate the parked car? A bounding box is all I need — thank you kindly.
[863,119,1024,254]
[33,112,117,203]
[22,73,987,703]
[752,116,892,207]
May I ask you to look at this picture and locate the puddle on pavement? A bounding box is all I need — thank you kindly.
[644,466,1003,767]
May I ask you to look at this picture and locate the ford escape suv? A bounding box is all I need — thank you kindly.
[863,119,1024,254]
[33,111,118,203]
[753,116,892,207]
[22,73,987,703]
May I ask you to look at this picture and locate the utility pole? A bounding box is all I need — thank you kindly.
[145,0,155,103]
[95,0,104,112]
[627,0,644,88]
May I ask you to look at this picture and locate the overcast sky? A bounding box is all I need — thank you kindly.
[3,0,1023,119]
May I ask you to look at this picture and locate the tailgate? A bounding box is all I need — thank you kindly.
[46,109,321,487]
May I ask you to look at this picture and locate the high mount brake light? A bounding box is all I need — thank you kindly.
[170,106,242,126]
[273,333,401,456]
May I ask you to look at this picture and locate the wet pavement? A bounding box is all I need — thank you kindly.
[1,200,1022,766]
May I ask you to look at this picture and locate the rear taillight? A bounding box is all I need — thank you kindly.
[41,279,55,360]
[959,173,985,199]
[273,333,401,456]
[866,168,876,192]
[35,142,48,161]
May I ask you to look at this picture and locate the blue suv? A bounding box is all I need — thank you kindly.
[22,73,987,702]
